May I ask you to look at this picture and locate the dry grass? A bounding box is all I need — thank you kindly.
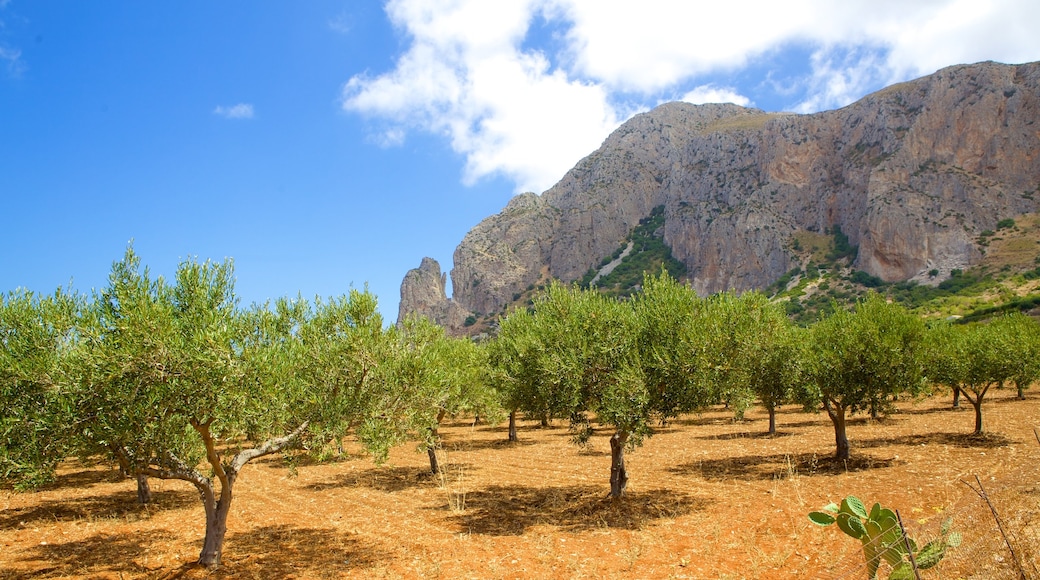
[980,213,1040,271]
[1,391,1038,579]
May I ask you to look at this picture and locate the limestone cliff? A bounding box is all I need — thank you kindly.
[399,61,1040,331]
[397,257,471,334]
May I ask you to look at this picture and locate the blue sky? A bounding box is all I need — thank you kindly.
[3,1,1039,319]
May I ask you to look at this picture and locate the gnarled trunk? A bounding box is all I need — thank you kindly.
[952,388,961,408]
[972,399,984,434]
[508,410,517,442]
[767,405,777,435]
[136,473,151,505]
[427,447,440,475]
[824,399,850,460]
[197,480,233,569]
[961,385,991,435]
[609,430,629,498]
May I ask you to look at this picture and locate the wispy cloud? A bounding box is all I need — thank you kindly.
[344,0,1040,194]
[0,45,25,77]
[328,11,353,35]
[213,103,254,120]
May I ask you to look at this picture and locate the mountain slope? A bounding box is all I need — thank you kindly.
[400,61,1040,331]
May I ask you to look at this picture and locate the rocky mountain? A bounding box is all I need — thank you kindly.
[399,61,1040,332]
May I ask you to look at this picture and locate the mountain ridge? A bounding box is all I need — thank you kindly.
[400,61,1040,333]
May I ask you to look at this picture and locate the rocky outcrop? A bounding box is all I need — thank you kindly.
[400,61,1040,331]
[397,257,471,334]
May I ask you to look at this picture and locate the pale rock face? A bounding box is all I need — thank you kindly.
[397,257,470,334]
[399,61,1040,333]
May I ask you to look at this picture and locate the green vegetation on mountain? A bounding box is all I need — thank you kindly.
[772,214,1040,325]
[578,205,687,297]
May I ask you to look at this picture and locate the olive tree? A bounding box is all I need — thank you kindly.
[631,273,717,421]
[70,248,416,568]
[396,315,500,474]
[805,293,926,459]
[491,282,647,498]
[486,306,544,443]
[0,288,80,489]
[740,298,805,435]
[926,315,1026,434]
[1000,312,1040,400]
[633,274,797,430]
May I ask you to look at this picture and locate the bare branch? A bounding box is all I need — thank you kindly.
[229,421,310,474]
[137,452,210,494]
[190,419,229,489]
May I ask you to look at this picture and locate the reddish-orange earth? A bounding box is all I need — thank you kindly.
[1,392,1038,579]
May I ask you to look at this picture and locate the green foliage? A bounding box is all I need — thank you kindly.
[804,293,927,458]
[741,304,806,431]
[766,267,801,296]
[632,273,716,418]
[926,313,1039,433]
[396,315,502,450]
[850,270,884,288]
[996,218,1016,230]
[590,206,687,296]
[810,496,960,579]
[825,226,858,262]
[0,288,81,489]
[494,282,649,444]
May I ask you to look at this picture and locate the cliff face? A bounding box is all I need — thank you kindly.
[397,257,471,334]
[400,61,1040,330]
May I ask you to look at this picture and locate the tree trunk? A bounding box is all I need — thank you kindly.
[767,406,777,436]
[136,473,151,505]
[508,410,517,442]
[825,401,850,460]
[609,431,629,498]
[964,386,989,435]
[972,399,984,434]
[427,423,441,475]
[197,483,233,569]
[540,414,549,428]
[952,388,961,408]
[427,447,440,475]
[1018,384,1026,400]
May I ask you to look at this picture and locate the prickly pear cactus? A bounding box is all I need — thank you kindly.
[809,496,960,579]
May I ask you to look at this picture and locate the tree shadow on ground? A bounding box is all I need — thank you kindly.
[303,463,477,493]
[445,484,709,536]
[895,404,963,416]
[858,431,1013,449]
[671,452,901,482]
[0,529,176,579]
[210,524,391,578]
[34,464,126,491]
[693,430,795,441]
[0,487,197,529]
[436,435,537,452]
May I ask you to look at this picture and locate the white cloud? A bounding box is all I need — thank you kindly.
[344,0,1040,193]
[0,45,24,76]
[213,103,255,120]
[343,0,623,193]
[680,85,751,107]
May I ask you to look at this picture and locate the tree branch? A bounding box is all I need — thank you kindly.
[137,452,210,493]
[229,421,309,474]
[190,419,228,489]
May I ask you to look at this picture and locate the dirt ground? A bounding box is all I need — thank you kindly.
[2,391,1038,579]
